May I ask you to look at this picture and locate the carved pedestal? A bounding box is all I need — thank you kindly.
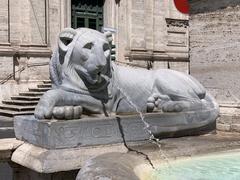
[14,112,216,149]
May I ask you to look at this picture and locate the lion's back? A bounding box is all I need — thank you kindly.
[115,65,154,91]
[153,69,206,99]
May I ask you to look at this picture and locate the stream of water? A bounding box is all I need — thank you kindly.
[115,85,171,168]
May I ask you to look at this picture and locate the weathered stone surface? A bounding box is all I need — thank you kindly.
[10,132,240,177]
[15,108,217,149]
[216,123,231,132]
[169,61,189,74]
[11,142,127,173]
[0,138,23,161]
[0,0,9,43]
[216,105,240,133]
[121,0,188,63]
[231,124,240,133]
[152,61,168,70]
[0,81,40,102]
[190,0,240,104]
[0,57,13,81]
[76,152,148,180]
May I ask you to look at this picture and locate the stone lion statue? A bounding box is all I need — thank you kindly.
[34,28,218,120]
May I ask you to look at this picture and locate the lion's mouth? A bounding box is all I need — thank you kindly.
[97,72,102,81]
[88,71,110,86]
[88,72,101,84]
[75,66,107,85]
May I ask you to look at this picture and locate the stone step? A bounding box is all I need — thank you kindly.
[37,84,52,88]
[0,105,35,112]
[19,92,44,96]
[43,80,51,84]
[0,116,13,127]
[2,100,39,106]
[0,110,34,117]
[28,88,51,92]
[11,96,40,101]
[0,127,15,138]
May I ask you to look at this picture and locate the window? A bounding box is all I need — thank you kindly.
[71,0,104,31]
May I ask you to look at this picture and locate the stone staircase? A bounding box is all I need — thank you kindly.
[0,80,51,138]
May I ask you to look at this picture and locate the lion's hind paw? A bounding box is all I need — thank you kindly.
[147,93,170,112]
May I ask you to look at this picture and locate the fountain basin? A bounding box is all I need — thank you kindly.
[76,149,240,180]
[9,131,240,176]
[150,150,240,180]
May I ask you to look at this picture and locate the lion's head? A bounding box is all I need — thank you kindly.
[57,28,113,90]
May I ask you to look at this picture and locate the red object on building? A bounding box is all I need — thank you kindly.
[174,0,189,14]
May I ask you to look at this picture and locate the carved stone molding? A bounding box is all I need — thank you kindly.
[165,18,189,48]
[125,49,189,62]
[166,18,189,28]
[0,45,52,57]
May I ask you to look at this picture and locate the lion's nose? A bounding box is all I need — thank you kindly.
[96,64,105,72]
[87,64,103,75]
[95,56,106,68]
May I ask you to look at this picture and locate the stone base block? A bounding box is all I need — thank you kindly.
[11,143,127,173]
[0,138,23,161]
[14,111,216,149]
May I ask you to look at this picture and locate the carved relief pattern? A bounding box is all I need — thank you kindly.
[166,18,189,47]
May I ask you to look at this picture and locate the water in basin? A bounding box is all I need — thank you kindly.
[151,151,240,180]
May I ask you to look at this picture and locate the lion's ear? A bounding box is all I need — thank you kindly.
[104,31,113,78]
[104,31,113,43]
[58,28,77,64]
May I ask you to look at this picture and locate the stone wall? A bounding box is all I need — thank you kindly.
[189,0,240,132]
[104,0,189,72]
[0,0,71,101]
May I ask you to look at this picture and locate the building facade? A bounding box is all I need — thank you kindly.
[189,0,240,132]
[0,0,188,102]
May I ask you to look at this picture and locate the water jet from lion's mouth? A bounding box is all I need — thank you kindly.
[88,72,102,84]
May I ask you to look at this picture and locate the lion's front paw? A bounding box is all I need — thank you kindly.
[34,89,60,119]
[34,102,54,119]
[52,106,83,120]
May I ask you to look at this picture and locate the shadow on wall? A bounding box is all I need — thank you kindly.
[189,0,240,14]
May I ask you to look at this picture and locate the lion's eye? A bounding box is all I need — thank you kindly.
[83,42,93,50]
[103,43,110,52]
